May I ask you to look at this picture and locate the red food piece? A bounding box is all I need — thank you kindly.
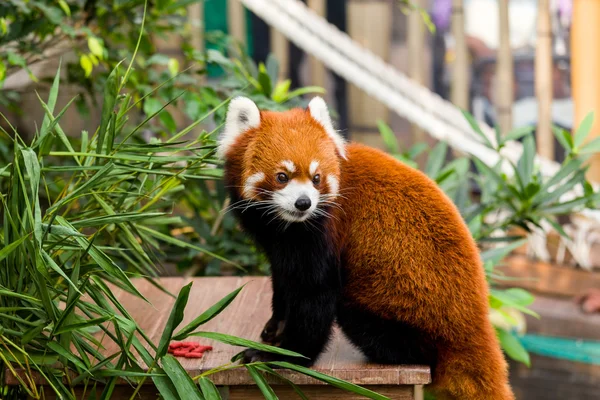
[173,349,190,357]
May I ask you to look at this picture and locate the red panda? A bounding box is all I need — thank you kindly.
[218,96,515,400]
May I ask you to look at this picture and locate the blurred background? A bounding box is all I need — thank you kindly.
[2,1,600,399]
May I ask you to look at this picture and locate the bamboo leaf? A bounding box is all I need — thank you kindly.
[157,282,193,358]
[174,285,245,340]
[574,112,595,149]
[0,235,29,262]
[461,109,494,148]
[268,362,390,400]
[97,66,119,157]
[198,377,222,400]
[187,332,307,359]
[496,328,530,367]
[377,120,399,154]
[161,354,205,400]
[246,365,278,399]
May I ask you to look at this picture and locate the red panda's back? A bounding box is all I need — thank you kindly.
[336,143,490,339]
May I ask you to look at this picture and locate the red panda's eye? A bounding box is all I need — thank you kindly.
[313,174,321,185]
[276,173,289,183]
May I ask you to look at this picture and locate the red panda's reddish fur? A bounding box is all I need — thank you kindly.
[224,106,514,400]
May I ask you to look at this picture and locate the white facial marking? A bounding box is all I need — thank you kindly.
[281,160,296,173]
[308,96,347,160]
[217,97,261,159]
[243,172,265,198]
[327,175,339,196]
[309,160,319,176]
[273,179,320,222]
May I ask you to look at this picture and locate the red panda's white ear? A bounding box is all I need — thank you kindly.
[217,96,261,158]
[307,97,347,160]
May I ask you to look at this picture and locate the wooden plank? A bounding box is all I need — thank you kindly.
[493,255,600,298]
[521,293,600,340]
[5,277,431,389]
[227,384,414,399]
[509,355,600,400]
[347,0,391,147]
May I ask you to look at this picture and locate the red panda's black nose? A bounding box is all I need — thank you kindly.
[294,196,312,211]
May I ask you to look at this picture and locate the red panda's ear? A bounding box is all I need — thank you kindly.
[307,97,347,160]
[217,97,261,159]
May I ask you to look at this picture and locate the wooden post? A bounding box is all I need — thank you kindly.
[189,3,204,55]
[307,0,327,88]
[408,0,426,144]
[497,0,513,135]
[227,0,247,48]
[270,29,289,80]
[347,0,392,149]
[572,0,600,181]
[450,0,469,110]
[535,0,553,160]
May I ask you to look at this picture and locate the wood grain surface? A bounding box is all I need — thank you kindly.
[4,276,431,391]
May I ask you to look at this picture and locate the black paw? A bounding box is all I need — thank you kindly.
[240,348,314,367]
[240,349,279,364]
[260,318,285,345]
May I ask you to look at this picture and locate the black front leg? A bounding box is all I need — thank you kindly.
[260,273,287,344]
[243,287,338,367]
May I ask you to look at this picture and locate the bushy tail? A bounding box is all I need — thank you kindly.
[432,332,515,400]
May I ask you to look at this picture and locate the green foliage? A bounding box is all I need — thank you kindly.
[378,113,600,366]
[0,60,389,399]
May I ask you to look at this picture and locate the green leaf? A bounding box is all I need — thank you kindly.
[490,289,539,317]
[496,329,530,367]
[516,134,535,188]
[425,141,448,178]
[161,355,204,400]
[0,235,28,262]
[461,109,494,148]
[80,54,93,77]
[258,63,273,97]
[40,63,61,139]
[574,112,595,149]
[187,332,307,359]
[97,66,119,156]
[504,125,534,143]
[168,58,180,76]
[174,285,245,340]
[246,365,278,399]
[377,120,399,154]
[580,137,600,154]
[198,377,222,400]
[284,86,326,101]
[552,126,573,151]
[272,79,291,103]
[88,37,104,59]
[481,239,527,266]
[157,282,193,358]
[54,316,112,335]
[268,362,390,400]
[46,342,88,372]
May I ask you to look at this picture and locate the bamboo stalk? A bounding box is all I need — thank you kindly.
[307,0,327,88]
[270,29,289,80]
[450,0,469,110]
[536,0,553,160]
[408,0,426,144]
[496,0,513,135]
[572,0,600,182]
[227,0,247,48]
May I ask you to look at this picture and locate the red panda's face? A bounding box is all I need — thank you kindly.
[218,97,347,224]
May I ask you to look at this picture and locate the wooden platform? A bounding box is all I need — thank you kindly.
[5,277,431,399]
